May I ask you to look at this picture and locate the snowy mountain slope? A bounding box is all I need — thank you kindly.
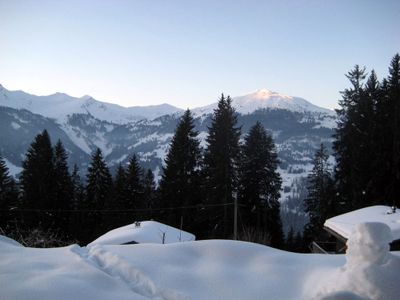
[0,84,183,124]
[1,222,399,300]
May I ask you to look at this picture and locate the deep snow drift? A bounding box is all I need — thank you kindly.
[1,223,399,300]
[88,221,196,246]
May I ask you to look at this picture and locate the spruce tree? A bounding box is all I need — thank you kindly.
[203,94,241,238]
[86,148,112,236]
[71,164,85,211]
[113,163,129,210]
[53,140,73,232]
[142,168,157,219]
[0,155,19,228]
[86,148,112,209]
[387,54,400,206]
[333,65,367,210]
[304,143,335,242]
[20,130,55,227]
[158,109,202,231]
[238,122,283,247]
[126,154,144,220]
[70,164,86,241]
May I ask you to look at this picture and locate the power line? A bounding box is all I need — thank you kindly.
[1,202,245,214]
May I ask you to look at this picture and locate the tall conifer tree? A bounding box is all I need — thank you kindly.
[0,155,18,228]
[238,122,283,247]
[20,130,55,211]
[304,143,335,241]
[142,169,157,219]
[158,109,202,231]
[86,148,112,209]
[86,148,112,236]
[53,140,73,232]
[126,154,144,219]
[20,130,56,229]
[203,94,241,238]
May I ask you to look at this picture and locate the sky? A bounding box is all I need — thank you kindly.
[0,0,399,110]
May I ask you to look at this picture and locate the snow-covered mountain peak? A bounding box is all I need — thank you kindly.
[193,88,334,117]
[80,95,94,101]
[252,88,275,99]
[233,88,330,114]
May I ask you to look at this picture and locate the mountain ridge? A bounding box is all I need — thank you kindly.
[0,84,334,123]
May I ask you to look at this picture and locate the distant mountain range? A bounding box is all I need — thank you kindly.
[0,84,337,233]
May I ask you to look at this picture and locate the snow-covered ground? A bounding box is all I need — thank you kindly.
[1,222,399,300]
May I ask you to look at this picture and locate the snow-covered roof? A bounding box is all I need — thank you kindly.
[87,221,195,246]
[324,205,400,241]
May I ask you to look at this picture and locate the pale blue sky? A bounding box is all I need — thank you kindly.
[0,0,399,109]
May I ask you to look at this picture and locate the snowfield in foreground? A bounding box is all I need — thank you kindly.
[1,223,399,300]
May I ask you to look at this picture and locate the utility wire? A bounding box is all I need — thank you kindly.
[1,202,247,213]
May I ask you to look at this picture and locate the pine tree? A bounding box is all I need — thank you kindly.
[142,168,157,219]
[86,148,112,209]
[71,164,85,211]
[86,148,112,235]
[70,164,86,241]
[126,154,144,220]
[333,65,368,210]
[238,122,283,247]
[203,94,241,238]
[20,130,55,228]
[387,54,400,206]
[158,109,202,231]
[304,143,335,241]
[53,140,73,232]
[0,155,19,228]
[113,163,129,210]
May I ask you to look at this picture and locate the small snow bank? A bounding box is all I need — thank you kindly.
[0,235,23,247]
[88,221,195,246]
[311,222,400,300]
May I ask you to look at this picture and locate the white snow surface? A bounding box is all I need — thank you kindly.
[1,223,399,300]
[88,221,196,246]
[3,157,23,177]
[310,223,400,300]
[0,84,182,124]
[324,205,400,241]
[193,88,334,117]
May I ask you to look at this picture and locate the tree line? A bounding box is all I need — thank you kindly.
[0,94,284,248]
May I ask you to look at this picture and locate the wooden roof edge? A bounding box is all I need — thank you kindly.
[323,226,347,242]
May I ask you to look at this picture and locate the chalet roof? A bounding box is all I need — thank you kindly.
[324,205,400,241]
[87,221,196,246]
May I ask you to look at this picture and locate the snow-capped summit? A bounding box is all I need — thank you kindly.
[233,88,333,115]
[193,88,334,116]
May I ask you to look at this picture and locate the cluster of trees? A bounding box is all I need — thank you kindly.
[0,130,157,243]
[304,53,400,245]
[0,94,284,248]
[158,96,283,247]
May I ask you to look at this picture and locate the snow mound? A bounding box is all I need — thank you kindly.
[0,235,23,247]
[88,221,195,246]
[312,222,400,300]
